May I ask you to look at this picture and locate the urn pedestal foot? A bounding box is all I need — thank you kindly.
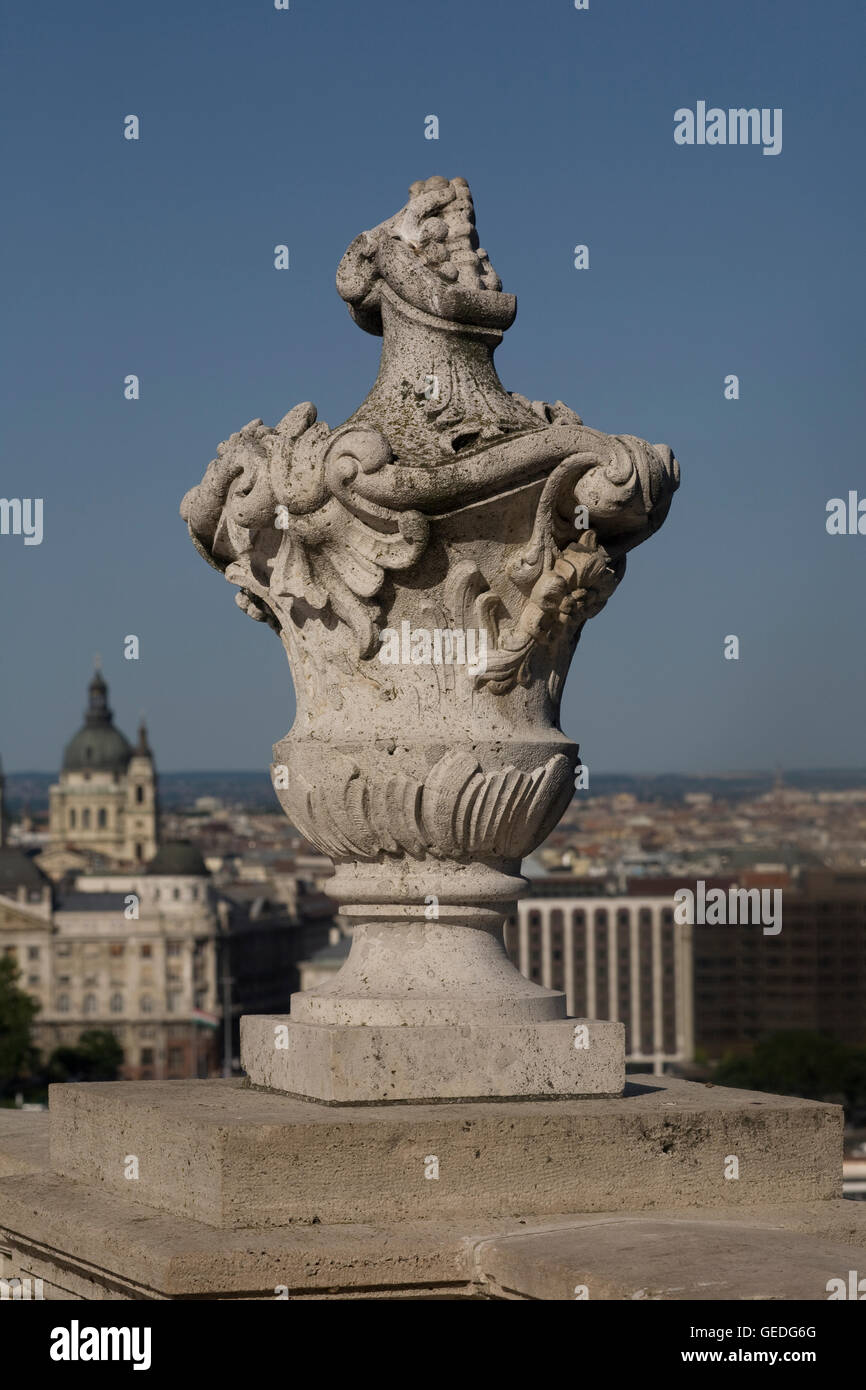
[241,858,626,1103]
[240,1014,625,1104]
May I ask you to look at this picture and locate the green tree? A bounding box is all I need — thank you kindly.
[48,1029,124,1083]
[714,1030,854,1104]
[0,955,40,1092]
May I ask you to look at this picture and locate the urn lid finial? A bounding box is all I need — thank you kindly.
[336,175,516,338]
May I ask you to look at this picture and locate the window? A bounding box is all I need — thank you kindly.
[110,992,123,1013]
[28,974,40,987]
[69,809,76,829]
[27,946,40,961]
[84,994,97,1015]
[140,1048,154,1065]
[140,995,153,1013]
[82,808,91,828]
[135,843,143,860]
[168,1047,184,1072]
[167,942,182,957]
[97,808,107,829]
[140,944,152,959]
[110,943,124,957]
[57,993,69,1012]
[166,992,181,1014]
[56,943,71,957]
[135,785,144,805]
[173,888,180,901]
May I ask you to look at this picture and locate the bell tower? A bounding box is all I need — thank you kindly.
[124,720,158,864]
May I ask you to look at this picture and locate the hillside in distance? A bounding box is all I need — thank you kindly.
[5,768,866,816]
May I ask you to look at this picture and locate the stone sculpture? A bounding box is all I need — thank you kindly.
[181,176,679,1102]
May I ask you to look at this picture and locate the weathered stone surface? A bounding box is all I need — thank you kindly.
[472,1218,866,1301]
[46,1076,839,1231]
[0,1100,855,1301]
[1,1145,862,1300]
[0,1170,473,1300]
[180,176,680,1102]
[241,1015,624,1103]
[0,1108,49,1177]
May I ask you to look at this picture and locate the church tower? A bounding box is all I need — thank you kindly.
[123,720,158,864]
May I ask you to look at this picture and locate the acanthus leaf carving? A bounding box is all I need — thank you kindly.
[276,746,574,863]
[182,412,430,660]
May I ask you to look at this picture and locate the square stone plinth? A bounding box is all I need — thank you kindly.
[47,1076,840,1231]
[240,1015,624,1104]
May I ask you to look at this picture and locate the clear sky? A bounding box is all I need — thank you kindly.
[2,0,863,774]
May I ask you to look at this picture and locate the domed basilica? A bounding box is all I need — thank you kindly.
[48,666,158,866]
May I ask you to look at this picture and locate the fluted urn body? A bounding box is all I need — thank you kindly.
[182,177,679,1101]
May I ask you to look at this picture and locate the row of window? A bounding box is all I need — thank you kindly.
[138,1047,186,1068]
[56,968,183,986]
[525,908,676,924]
[55,940,191,957]
[69,807,108,829]
[66,786,148,828]
[54,992,196,1014]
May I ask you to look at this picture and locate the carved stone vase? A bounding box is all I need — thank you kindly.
[181,176,679,1103]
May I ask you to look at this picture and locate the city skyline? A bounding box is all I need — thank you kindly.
[3,657,866,777]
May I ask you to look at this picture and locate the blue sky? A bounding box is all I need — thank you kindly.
[2,0,863,773]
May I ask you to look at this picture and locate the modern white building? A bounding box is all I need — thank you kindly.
[504,888,694,1073]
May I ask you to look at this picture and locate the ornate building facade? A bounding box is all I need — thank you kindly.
[0,670,348,1085]
[0,841,221,1081]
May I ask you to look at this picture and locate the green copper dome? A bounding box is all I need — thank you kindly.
[61,670,133,774]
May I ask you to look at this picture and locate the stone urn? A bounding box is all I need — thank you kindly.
[181,176,679,1103]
